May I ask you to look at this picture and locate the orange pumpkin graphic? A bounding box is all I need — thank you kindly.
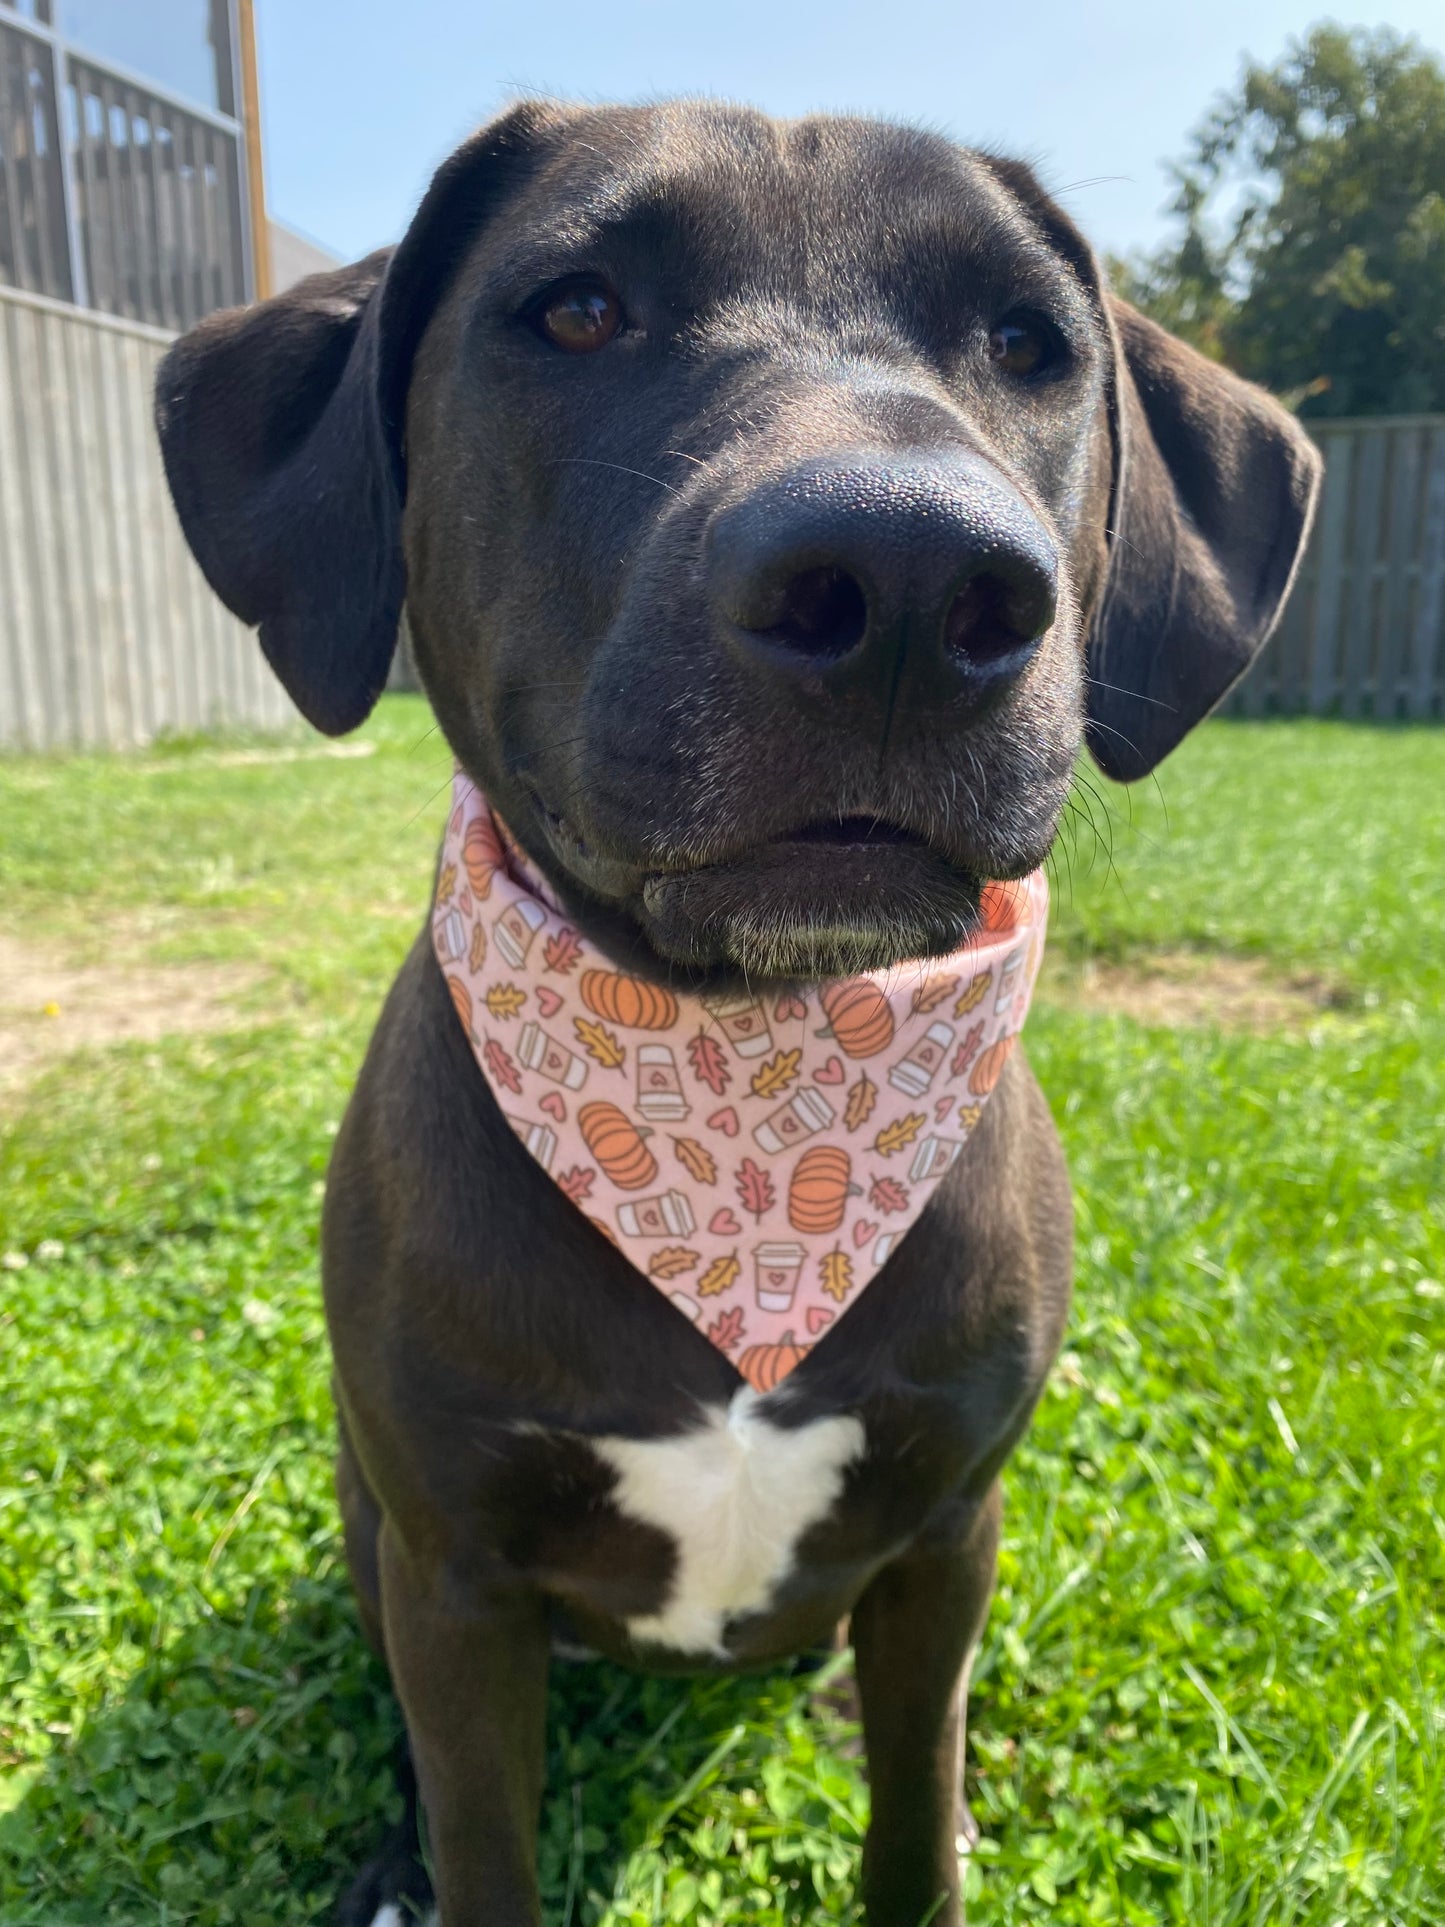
[446,974,474,1038]
[968,1033,1017,1095]
[820,980,895,1059]
[578,1101,657,1190]
[463,814,505,900]
[738,1330,812,1392]
[580,969,679,1031]
[787,1145,853,1234]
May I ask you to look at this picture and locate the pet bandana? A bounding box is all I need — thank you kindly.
[433,770,1047,1390]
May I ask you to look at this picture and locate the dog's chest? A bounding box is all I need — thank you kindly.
[590,1389,865,1657]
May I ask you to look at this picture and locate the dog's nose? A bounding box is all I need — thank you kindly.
[706,452,1058,698]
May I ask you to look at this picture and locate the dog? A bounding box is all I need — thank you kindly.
[156,98,1319,1927]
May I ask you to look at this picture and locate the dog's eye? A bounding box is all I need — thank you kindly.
[534,279,624,354]
[987,313,1060,379]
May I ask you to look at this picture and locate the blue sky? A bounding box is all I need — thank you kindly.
[254,4,1443,266]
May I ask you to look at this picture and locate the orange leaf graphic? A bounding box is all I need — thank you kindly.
[873,1112,925,1158]
[749,1047,802,1100]
[697,1252,742,1297]
[954,970,992,1016]
[648,1245,701,1280]
[543,927,583,974]
[673,1136,719,1186]
[573,1017,626,1070]
[467,922,488,971]
[435,861,457,907]
[484,982,527,1020]
[735,1157,776,1220]
[843,1071,878,1133]
[687,1029,732,1097]
[911,974,958,1015]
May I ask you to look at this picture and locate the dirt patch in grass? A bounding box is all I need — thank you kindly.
[0,933,264,1093]
[1045,949,1353,1033]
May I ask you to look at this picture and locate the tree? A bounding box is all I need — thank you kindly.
[1117,27,1445,416]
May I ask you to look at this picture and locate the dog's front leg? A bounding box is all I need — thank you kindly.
[850,1482,1001,1927]
[378,1525,549,1927]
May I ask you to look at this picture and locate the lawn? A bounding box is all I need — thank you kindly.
[0,701,1442,1926]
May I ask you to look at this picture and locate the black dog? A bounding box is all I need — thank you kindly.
[157,99,1318,1927]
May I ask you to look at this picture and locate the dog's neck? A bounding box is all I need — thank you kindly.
[432,769,1047,1387]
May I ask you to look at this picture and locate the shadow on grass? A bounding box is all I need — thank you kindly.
[0,1571,851,1927]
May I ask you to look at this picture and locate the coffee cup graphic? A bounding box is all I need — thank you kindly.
[754,1241,806,1311]
[517,1020,588,1090]
[616,1188,696,1238]
[701,992,773,1058]
[873,1230,898,1266]
[888,1021,955,1097]
[505,1114,557,1170]
[994,943,1026,1018]
[908,1134,963,1184]
[494,897,546,968]
[434,905,468,964]
[636,1043,689,1121]
[753,1085,836,1154]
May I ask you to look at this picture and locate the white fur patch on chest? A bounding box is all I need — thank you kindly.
[593,1389,865,1657]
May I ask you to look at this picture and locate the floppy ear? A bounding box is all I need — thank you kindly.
[155,102,560,735]
[1087,298,1322,781]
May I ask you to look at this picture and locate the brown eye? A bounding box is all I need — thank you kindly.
[987,314,1056,379]
[536,279,624,354]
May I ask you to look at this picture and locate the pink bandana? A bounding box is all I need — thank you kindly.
[433,772,1047,1390]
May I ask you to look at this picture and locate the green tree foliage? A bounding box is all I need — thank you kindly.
[1117,26,1445,416]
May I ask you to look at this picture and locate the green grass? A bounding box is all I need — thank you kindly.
[1,703,1442,1925]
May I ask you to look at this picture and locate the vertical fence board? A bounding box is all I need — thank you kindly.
[0,282,293,750]
[1410,429,1445,720]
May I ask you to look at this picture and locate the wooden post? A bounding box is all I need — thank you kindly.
[235,0,271,301]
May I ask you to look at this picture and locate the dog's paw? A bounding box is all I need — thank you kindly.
[335,1849,435,1927]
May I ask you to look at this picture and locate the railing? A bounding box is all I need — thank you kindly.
[1228,414,1445,719]
[0,7,248,331]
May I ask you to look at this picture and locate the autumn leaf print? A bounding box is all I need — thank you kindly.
[673,1136,719,1186]
[957,1103,982,1133]
[911,974,958,1015]
[749,1048,802,1100]
[483,1037,522,1095]
[435,861,457,907]
[951,1021,984,1077]
[687,1029,732,1097]
[697,1252,741,1297]
[467,921,488,971]
[735,1157,776,1221]
[954,970,992,1016]
[873,1113,925,1158]
[868,1176,910,1215]
[648,1246,701,1280]
[820,1246,855,1304]
[574,1017,626,1070]
[485,982,527,1020]
[773,993,808,1023]
[843,1071,878,1133]
[543,927,583,974]
[557,1165,595,1202]
[707,1304,746,1352]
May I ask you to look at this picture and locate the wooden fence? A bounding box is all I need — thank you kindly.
[1227,413,1445,718]
[0,281,289,750]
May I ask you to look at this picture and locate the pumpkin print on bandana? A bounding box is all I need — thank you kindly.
[433,769,1048,1391]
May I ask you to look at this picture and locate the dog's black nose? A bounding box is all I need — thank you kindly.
[707,451,1058,699]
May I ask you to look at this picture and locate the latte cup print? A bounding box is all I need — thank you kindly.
[701,992,774,1058]
[505,1114,557,1170]
[636,1043,689,1121]
[888,1021,955,1097]
[616,1188,697,1238]
[994,943,1026,1018]
[874,1230,898,1266]
[908,1134,964,1184]
[755,1241,807,1311]
[754,1085,836,1154]
[517,1021,588,1090]
[670,1291,703,1324]
[494,897,547,968]
[434,905,468,965]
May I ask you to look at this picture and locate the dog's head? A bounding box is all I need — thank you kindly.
[157,100,1319,984]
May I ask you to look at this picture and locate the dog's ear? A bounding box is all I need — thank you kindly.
[155,103,561,735]
[1087,298,1322,781]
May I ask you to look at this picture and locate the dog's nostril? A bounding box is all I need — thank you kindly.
[943,571,1054,666]
[765,565,869,657]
